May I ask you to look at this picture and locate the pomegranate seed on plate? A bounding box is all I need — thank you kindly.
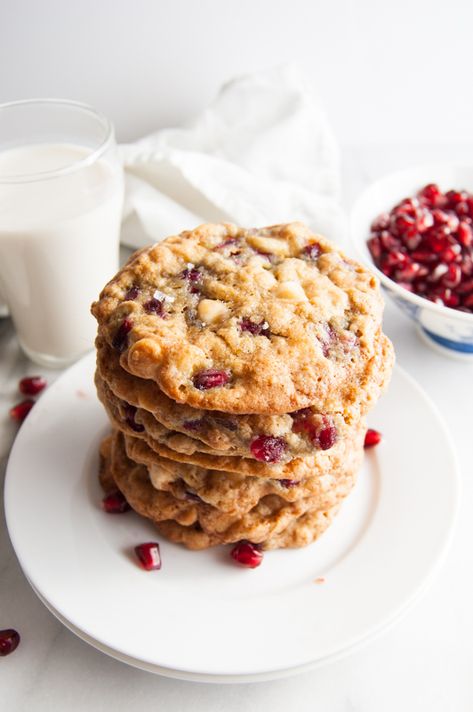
[102,491,130,514]
[10,399,35,422]
[230,541,263,568]
[364,428,382,448]
[19,376,47,396]
[134,542,162,570]
[0,629,20,656]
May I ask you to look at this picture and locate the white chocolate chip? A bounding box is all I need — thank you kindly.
[255,270,277,289]
[274,280,308,302]
[197,299,229,324]
[247,235,290,256]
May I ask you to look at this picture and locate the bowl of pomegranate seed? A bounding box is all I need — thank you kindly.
[351,165,473,359]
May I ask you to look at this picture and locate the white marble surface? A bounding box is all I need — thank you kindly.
[2,145,473,711]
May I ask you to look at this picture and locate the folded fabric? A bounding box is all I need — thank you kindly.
[120,64,345,248]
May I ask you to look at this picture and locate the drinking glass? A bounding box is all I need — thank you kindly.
[0,99,123,367]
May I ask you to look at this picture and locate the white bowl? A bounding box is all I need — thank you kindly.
[350,164,473,360]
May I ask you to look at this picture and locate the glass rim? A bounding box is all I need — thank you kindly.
[0,98,115,184]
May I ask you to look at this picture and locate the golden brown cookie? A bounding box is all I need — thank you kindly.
[124,430,362,515]
[96,369,351,464]
[100,384,367,479]
[92,222,393,415]
[101,430,353,549]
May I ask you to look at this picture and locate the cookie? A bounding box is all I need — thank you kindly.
[155,506,338,551]
[96,368,350,463]
[124,429,362,515]
[100,384,367,479]
[102,430,352,548]
[92,222,393,415]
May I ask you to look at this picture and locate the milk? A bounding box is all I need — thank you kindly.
[0,143,123,365]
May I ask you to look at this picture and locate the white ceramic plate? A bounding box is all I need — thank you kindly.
[5,352,460,682]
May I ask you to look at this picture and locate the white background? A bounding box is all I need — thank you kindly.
[2,0,473,147]
[1,2,473,711]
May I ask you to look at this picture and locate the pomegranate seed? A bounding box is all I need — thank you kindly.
[440,245,461,263]
[124,285,140,300]
[379,230,402,251]
[230,541,263,568]
[193,369,230,390]
[410,249,437,264]
[446,189,467,206]
[435,287,460,308]
[391,214,417,238]
[395,262,426,282]
[250,435,287,463]
[9,399,34,422]
[364,428,382,448]
[240,318,270,337]
[214,237,239,250]
[124,403,144,432]
[415,208,434,233]
[112,318,133,352]
[279,479,299,488]
[102,490,130,513]
[213,416,238,431]
[442,264,462,288]
[183,419,205,431]
[367,235,382,261]
[428,263,449,282]
[318,426,338,450]
[143,297,164,316]
[403,233,422,250]
[302,242,321,260]
[463,293,473,308]
[381,250,409,270]
[457,278,473,295]
[185,489,203,503]
[418,183,443,206]
[371,213,390,231]
[455,201,470,217]
[0,629,20,656]
[134,542,162,570]
[19,376,47,396]
[181,266,203,293]
[425,227,450,253]
[457,221,473,247]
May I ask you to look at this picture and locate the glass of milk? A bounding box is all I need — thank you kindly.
[0,99,124,367]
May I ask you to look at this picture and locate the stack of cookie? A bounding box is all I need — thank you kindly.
[92,222,393,550]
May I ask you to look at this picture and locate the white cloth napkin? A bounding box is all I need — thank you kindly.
[120,64,344,249]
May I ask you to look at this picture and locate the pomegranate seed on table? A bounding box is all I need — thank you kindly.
[134,542,162,571]
[102,491,130,514]
[19,376,47,396]
[193,369,230,390]
[250,435,287,463]
[10,399,35,422]
[0,629,20,656]
[230,541,263,568]
[364,429,382,448]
